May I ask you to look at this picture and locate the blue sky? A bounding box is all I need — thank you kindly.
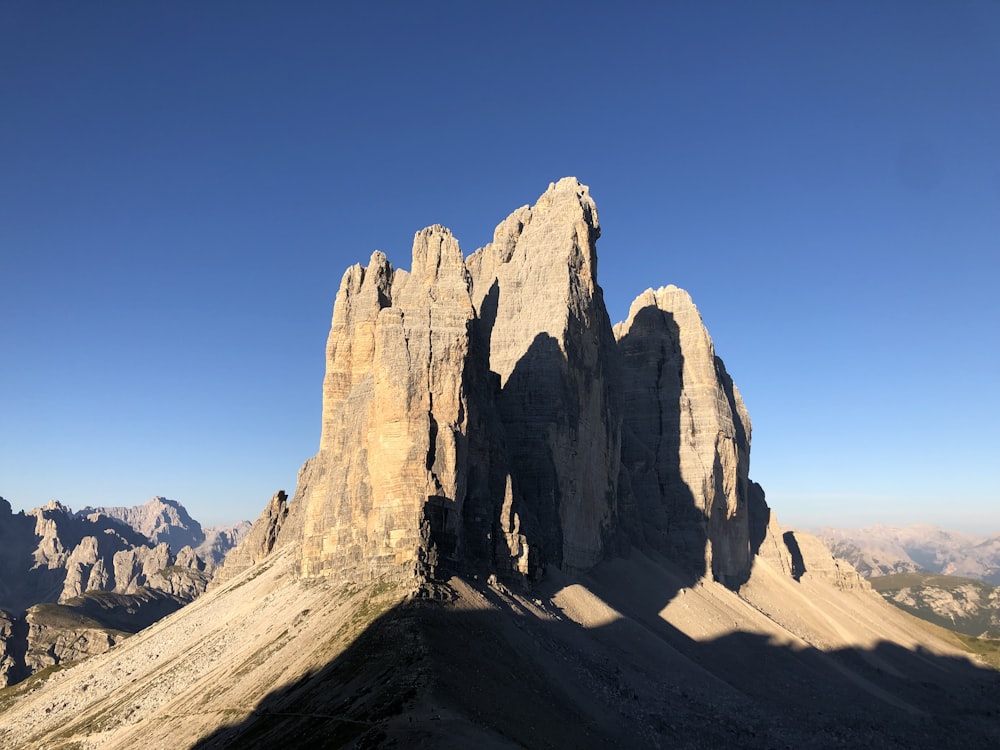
[1,2,998,532]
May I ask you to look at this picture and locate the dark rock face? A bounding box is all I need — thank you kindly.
[243,178,776,589]
[615,286,754,586]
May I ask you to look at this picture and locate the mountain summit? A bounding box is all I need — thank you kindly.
[240,177,768,590]
[3,180,997,749]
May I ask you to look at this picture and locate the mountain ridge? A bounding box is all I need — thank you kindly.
[819,523,1000,583]
[2,179,997,748]
[0,495,249,687]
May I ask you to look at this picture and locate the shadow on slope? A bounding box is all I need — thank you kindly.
[191,569,1000,750]
[194,301,997,747]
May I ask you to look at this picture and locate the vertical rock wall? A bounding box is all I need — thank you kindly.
[615,286,753,585]
[466,177,621,574]
[297,229,478,580]
[276,178,768,588]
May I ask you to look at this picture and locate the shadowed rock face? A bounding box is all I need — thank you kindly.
[615,286,754,586]
[255,177,772,588]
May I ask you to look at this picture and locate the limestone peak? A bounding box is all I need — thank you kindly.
[250,179,768,589]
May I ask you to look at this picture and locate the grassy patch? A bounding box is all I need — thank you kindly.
[29,603,107,631]
[954,633,1000,670]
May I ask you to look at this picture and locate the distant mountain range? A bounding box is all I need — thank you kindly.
[0,495,250,687]
[869,573,1000,639]
[818,523,1000,584]
[818,524,1000,641]
[77,496,251,572]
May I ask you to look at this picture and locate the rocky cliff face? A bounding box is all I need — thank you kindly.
[210,490,290,587]
[0,499,171,612]
[615,285,753,586]
[249,177,775,589]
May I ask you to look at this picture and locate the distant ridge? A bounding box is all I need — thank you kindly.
[820,523,1000,584]
[0,495,249,687]
[77,496,251,570]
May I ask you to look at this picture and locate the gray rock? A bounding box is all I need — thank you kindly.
[0,497,219,686]
[615,285,754,585]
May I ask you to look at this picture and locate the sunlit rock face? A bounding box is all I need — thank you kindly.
[294,227,477,581]
[269,178,770,587]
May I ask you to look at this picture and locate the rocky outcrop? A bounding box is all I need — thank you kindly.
[22,605,124,677]
[211,490,290,588]
[249,177,780,590]
[781,529,871,591]
[615,285,753,586]
[266,179,623,587]
[78,496,203,553]
[466,178,622,575]
[294,226,478,581]
[0,608,22,686]
[1,499,154,612]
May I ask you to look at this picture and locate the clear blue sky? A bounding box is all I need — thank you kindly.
[2,2,998,532]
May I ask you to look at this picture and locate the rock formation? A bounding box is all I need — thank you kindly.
[210,490,290,587]
[78,496,251,570]
[239,178,775,590]
[615,285,754,586]
[4,179,1000,750]
[820,523,1000,583]
[0,495,234,687]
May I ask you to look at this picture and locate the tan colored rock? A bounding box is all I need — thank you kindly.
[211,490,290,587]
[284,179,623,584]
[22,605,122,676]
[785,529,871,592]
[296,227,476,583]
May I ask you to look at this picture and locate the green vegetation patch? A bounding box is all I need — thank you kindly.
[30,603,108,631]
[954,633,1000,671]
[0,663,71,714]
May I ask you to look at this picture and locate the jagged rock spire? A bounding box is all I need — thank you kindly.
[268,179,764,587]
